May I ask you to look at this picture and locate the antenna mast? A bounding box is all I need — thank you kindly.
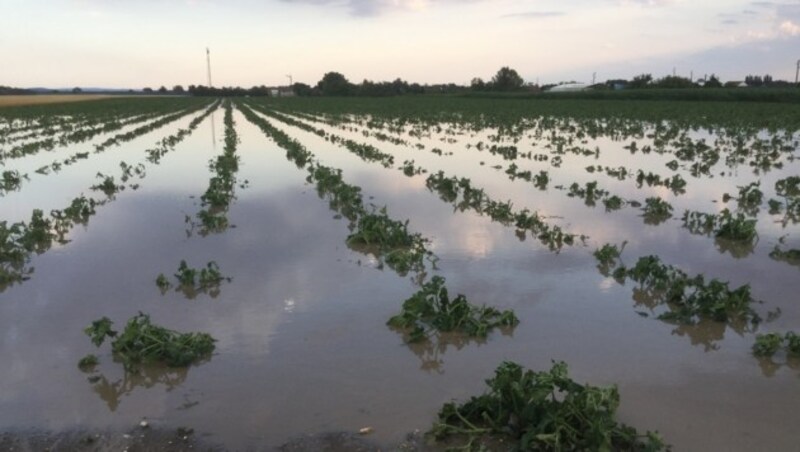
[206,47,213,87]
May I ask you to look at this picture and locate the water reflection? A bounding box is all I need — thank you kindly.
[393,328,515,374]
[83,364,190,412]
[210,110,217,150]
[755,355,800,378]
[715,236,757,259]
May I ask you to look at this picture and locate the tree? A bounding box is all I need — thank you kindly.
[157,86,168,94]
[292,82,314,96]
[172,85,185,94]
[744,75,763,87]
[704,74,722,88]
[71,87,82,94]
[490,67,524,91]
[470,77,486,91]
[629,74,653,89]
[653,75,695,89]
[142,87,154,94]
[316,72,352,96]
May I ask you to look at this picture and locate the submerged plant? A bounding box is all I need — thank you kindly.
[78,354,99,370]
[682,209,757,242]
[594,242,625,267]
[641,197,673,224]
[90,173,123,196]
[430,361,667,451]
[171,260,230,292]
[753,333,784,357]
[387,276,518,343]
[83,313,216,371]
[611,255,760,325]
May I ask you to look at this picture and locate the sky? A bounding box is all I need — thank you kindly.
[1,0,799,88]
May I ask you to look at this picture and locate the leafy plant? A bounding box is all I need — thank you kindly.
[387,276,518,342]
[611,255,760,325]
[172,260,230,291]
[430,361,667,451]
[594,243,624,266]
[90,173,123,196]
[78,354,99,370]
[641,197,673,224]
[753,333,784,357]
[156,273,171,291]
[83,313,216,371]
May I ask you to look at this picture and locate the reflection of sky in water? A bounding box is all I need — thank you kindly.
[1,105,799,450]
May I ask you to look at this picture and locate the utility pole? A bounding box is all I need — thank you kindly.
[796,59,800,85]
[592,72,596,85]
[286,74,293,86]
[206,47,213,87]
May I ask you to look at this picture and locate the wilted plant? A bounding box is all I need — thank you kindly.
[83,313,216,372]
[387,276,518,343]
[430,361,667,451]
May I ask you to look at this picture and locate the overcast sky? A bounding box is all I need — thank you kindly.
[1,0,799,88]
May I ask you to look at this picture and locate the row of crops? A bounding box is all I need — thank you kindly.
[1,96,799,450]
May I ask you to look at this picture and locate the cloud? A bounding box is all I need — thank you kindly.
[779,19,800,35]
[501,11,565,19]
[279,0,467,16]
[618,0,678,6]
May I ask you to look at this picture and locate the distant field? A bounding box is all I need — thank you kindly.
[0,94,115,107]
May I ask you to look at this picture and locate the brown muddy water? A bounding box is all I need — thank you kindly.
[1,101,799,451]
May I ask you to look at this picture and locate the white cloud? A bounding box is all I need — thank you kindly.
[779,19,800,35]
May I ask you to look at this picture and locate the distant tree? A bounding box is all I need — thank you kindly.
[172,85,185,94]
[764,74,773,86]
[629,74,653,89]
[654,75,695,89]
[744,75,763,87]
[157,86,168,94]
[316,72,352,96]
[490,67,524,91]
[248,85,270,96]
[292,82,314,96]
[470,77,486,91]
[71,87,82,94]
[142,87,154,94]
[704,74,722,88]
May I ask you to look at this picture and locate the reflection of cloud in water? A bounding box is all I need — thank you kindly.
[598,277,616,291]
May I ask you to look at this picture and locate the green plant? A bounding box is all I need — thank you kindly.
[155,273,171,291]
[90,173,123,196]
[387,276,518,342]
[786,332,800,355]
[612,255,759,325]
[736,181,763,211]
[83,313,216,371]
[172,260,230,291]
[641,197,673,224]
[775,176,800,198]
[594,243,624,266]
[430,361,667,451]
[603,195,624,211]
[752,333,783,357]
[78,354,99,370]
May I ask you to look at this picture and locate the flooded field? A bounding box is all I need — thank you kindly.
[1,96,799,450]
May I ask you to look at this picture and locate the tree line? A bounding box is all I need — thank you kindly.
[2,67,797,99]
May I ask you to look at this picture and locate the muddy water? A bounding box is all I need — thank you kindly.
[1,104,799,451]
